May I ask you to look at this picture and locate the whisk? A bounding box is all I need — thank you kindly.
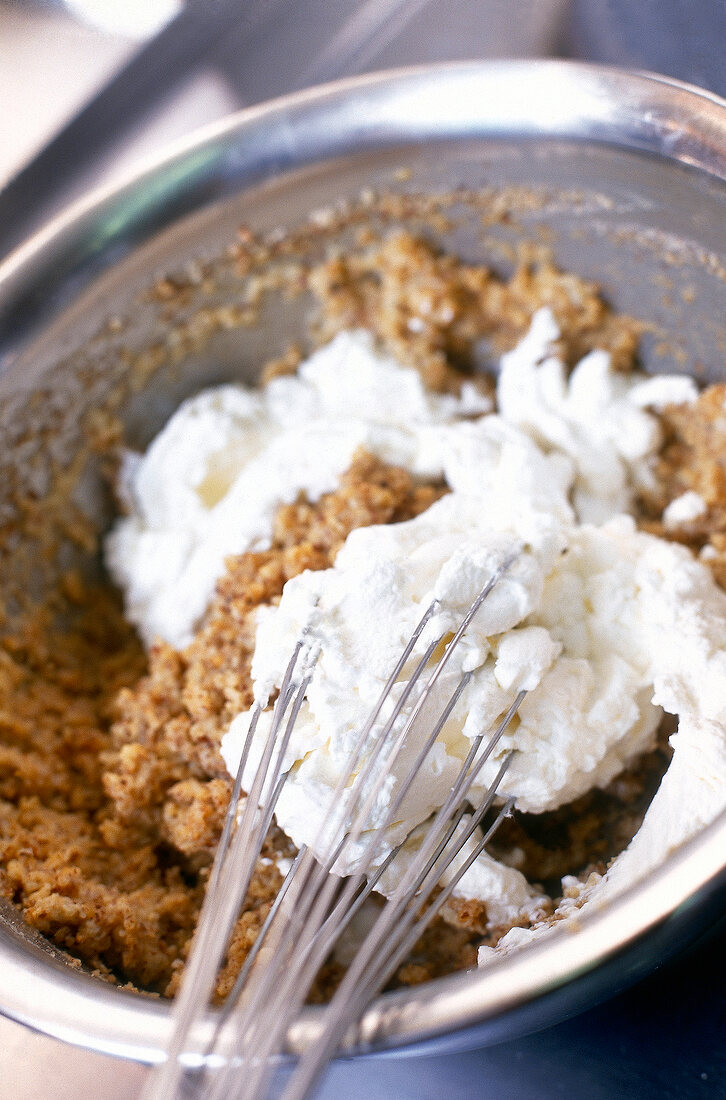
[141,551,525,1100]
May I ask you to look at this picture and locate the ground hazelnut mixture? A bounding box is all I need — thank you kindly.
[0,232,718,999]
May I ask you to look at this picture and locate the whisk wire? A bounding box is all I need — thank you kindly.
[141,642,312,1100]
[279,693,526,1100]
[148,552,525,1100]
[228,659,483,1086]
[206,843,310,1056]
[237,598,524,1098]
[357,793,517,1012]
[210,600,469,1089]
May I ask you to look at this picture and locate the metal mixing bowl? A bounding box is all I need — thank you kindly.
[2,61,726,1066]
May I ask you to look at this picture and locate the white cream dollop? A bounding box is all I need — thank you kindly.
[105,329,491,648]
[496,307,697,523]
[663,489,707,528]
[221,504,726,916]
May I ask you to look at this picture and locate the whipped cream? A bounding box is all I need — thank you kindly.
[497,307,697,523]
[105,330,490,648]
[108,310,726,941]
[221,502,726,919]
[663,489,707,528]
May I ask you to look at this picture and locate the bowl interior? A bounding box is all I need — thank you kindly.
[2,62,726,1063]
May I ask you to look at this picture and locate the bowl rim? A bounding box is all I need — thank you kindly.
[4,57,726,365]
[2,58,726,1063]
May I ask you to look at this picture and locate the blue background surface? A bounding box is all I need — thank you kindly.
[311,919,726,1098]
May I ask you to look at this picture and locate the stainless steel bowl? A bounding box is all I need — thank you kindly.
[2,60,726,1066]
